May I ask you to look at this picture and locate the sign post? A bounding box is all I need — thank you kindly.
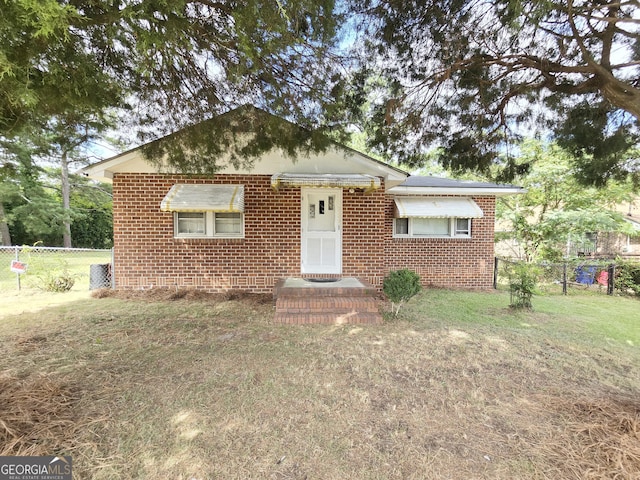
[11,250,27,291]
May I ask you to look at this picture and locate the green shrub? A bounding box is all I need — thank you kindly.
[31,256,77,293]
[383,269,422,317]
[615,260,640,297]
[40,270,76,293]
[507,262,539,309]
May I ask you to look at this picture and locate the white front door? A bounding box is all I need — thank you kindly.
[301,188,342,274]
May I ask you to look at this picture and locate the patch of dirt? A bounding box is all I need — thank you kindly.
[15,335,49,351]
[92,287,273,305]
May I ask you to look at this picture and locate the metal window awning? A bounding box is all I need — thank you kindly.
[394,197,483,218]
[625,217,640,231]
[160,184,244,212]
[271,173,381,192]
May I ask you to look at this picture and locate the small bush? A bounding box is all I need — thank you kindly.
[41,270,75,293]
[383,269,422,317]
[615,260,640,297]
[508,262,539,309]
[37,258,76,293]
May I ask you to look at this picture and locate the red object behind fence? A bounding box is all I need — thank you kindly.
[596,270,609,286]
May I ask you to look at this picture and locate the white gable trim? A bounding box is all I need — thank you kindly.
[81,144,407,186]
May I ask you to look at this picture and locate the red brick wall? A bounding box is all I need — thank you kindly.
[384,196,496,289]
[113,174,299,293]
[341,184,386,288]
[112,174,495,292]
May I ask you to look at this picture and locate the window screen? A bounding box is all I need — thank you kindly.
[215,213,243,235]
[455,218,471,236]
[177,212,205,234]
[413,218,450,236]
[395,218,409,235]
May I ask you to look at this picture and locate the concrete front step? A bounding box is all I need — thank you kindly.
[274,277,378,298]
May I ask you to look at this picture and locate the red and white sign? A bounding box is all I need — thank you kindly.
[10,260,27,274]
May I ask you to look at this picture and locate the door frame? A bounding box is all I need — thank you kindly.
[300,188,342,274]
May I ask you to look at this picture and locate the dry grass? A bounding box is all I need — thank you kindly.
[92,286,273,305]
[0,375,78,456]
[0,288,638,479]
[533,393,640,479]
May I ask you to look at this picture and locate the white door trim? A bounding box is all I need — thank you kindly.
[301,188,342,274]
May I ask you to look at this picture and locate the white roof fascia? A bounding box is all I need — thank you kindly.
[386,186,527,196]
[81,145,408,185]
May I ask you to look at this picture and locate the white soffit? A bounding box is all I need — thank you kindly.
[394,197,484,218]
[271,173,381,192]
[160,184,244,212]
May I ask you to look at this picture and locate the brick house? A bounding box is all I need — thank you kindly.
[83,118,523,295]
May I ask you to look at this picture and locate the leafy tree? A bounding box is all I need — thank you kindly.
[0,0,123,135]
[348,0,640,185]
[0,141,61,245]
[0,202,10,245]
[497,140,636,261]
[0,134,113,247]
[140,105,340,175]
[0,152,21,245]
[29,113,114,247]
[0,0,350,243]
[69,179,113,249]
[1,0,348,172]
[507,262,540,309]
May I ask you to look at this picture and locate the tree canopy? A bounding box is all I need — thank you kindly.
[497,140,636,261]
[0,132,113,248]
[2,0,639,184]
[1,0,346,169]
[349,0,640,185]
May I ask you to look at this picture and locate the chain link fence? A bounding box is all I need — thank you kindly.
[495,257,616,295]
[0,246,113,292]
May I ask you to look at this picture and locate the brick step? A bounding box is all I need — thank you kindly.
[274,311,383,325]
[274,295,383,325]
[273,278,383,325]
[275,297,380,313]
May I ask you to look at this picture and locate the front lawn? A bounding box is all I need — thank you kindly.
[1,289,638,479]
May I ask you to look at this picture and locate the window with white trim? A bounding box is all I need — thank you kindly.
[175,212,244,238]
[394,217,472,238]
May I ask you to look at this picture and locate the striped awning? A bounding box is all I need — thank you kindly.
[160,184,244,212]
[271,173,381,192]
[394,197,483,218]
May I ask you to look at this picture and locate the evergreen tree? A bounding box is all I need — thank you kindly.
[347,0,640,185]
[0,132,114,247]
[1,0,347,171]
